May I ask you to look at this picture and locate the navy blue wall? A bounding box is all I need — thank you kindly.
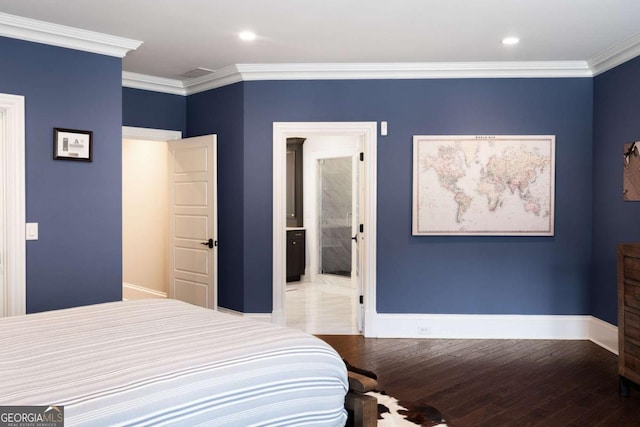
[0,37,123,312]
[125,77,595,316]
[3,36,608,319]
[592,56,640,324]
[187,83,246,311]
[241,78,594,314]
[123,87,186,135]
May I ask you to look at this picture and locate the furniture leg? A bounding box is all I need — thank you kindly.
[345,392,377,427]
[620,375,631,397]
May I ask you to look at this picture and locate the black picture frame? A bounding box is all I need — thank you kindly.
[53,128,93,162]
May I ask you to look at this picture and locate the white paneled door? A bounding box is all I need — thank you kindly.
[168,135,217,309]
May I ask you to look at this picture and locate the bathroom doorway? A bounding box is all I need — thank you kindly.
[285,140,360,334]
[319,156,353,277]
[273,122,378,336]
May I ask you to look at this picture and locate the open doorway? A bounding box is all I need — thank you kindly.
[319,156,353,277]
[122,137,170,300]
[121,127,219,309]
[122,127,181,301]
[286,136,360,334]
[272,122,377,336]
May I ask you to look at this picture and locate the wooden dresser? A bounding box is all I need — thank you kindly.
[618,243,640,396]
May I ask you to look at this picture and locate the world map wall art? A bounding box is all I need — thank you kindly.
[412,135,555,236]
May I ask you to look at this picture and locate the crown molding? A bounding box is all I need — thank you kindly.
[235,61,592,81]
[123,61,593,96]
[122,71,185,95]
[183,65,243,95]
[122,66,244,96]
[589,32,640,76]
[0,12,141,58]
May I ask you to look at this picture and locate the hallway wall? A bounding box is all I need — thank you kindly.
[122,138,168,295]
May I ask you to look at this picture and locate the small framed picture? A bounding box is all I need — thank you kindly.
[53,128,93,162]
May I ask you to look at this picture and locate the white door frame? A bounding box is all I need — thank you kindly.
[0,93,26,317]
[122,126,182,142]
[272,122,377,335]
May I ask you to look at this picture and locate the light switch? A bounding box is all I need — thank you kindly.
[381,121,388,136]
[26,223,38,240]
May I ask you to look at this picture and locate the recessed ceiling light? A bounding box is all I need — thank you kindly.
[502,37,520,45]
[239,31,257,41]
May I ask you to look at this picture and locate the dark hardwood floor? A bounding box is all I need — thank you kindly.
[318,335,640,427]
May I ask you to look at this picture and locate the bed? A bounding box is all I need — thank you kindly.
[0,298,349,426]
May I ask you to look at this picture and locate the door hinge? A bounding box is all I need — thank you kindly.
[359,152,364,161]
[359,224,364,233]
[359,295,364,304]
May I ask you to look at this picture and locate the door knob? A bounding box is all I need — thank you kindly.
[201,238,214,249]
[352,234,358,242]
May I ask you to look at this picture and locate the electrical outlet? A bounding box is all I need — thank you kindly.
[417,326,431,336]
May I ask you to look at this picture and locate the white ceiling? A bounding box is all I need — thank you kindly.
[0,0,639,83]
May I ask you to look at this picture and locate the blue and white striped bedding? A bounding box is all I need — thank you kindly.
[0,299,348,426]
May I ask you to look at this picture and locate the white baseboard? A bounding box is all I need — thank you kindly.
[589,316,618,355]
[265,310,620,354]
[122,282,167,300]
[368,313,591,339]
[367,313,618,354]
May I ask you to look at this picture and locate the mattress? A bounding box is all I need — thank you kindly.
[0,299,348,426]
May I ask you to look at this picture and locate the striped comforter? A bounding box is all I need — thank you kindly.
[0,299,348,426]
